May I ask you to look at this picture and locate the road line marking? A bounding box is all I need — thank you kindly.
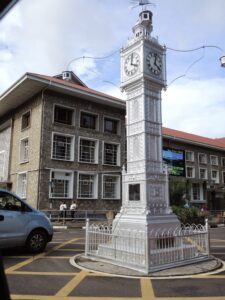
[55,270,87,297]
[54,248,84,251]
[7,271,77,276]
[11,295,141,300]
[6,238,79,273]
[140,278,155,299]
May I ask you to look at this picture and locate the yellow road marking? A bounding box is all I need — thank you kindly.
[11,296,141,300]
[6,238,79,273]
[55,248,83,251]
[7,271,77,276]
[55,270,87,297]
[141,278,155,299]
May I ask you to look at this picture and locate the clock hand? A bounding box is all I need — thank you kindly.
[130,53,134,65]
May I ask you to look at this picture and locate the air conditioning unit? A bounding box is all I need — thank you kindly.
[62,71,72,81]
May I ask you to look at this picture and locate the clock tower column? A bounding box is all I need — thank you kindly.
[113,10,179,231]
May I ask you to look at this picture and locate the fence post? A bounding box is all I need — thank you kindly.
[85,218,90,257]
[145,224,149,273]
[205,218,210,256]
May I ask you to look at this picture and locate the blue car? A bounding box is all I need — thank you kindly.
[0,189,53,253]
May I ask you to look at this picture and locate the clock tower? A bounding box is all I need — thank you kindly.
[113,9,179,231]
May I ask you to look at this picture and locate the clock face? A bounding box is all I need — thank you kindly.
[124,52,140,76]
[146,52,162,75]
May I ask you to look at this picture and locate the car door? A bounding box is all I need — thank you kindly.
[0,191,31,248]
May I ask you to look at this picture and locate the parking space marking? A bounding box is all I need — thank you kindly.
[6,238,79,273]
[55,270,88,297]
[141,278,155,299]
[7,271,78,276]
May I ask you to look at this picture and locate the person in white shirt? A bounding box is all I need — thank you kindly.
[70,201,77,220]
[59,201,67,219]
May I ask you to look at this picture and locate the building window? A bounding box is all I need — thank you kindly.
[20,138,29,163]
[185,151,194,162]
[80,112,98,130]
[192,183,200,200]
[221,157,225,167]
[211,170,219,183]
[186,166,195,178]
[198,153,207,164]
[210,155,218,166]
[79,138,98,163]
[103,175,120,199]
[199,168,207,180]
[222,171,225,184]
[50,170,73,198]
[17,173,27,199]
[21,111,31,130]
[54,105,74,125]
[103,143,120,166]
[78,173,98,199]
[104,117,119,134]
[129,184,140,201]
[52,133,74,161]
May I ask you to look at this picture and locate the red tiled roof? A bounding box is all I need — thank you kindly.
[29,73,124,105]
[162,127,225,150]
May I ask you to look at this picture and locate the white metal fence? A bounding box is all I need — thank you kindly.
[85,220,209,273]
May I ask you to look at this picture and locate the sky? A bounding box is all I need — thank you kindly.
[0,0,225,138]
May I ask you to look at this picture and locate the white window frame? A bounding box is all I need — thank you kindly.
[20,137,29,163]
[79,110,99,131]
[210,155,218,166]
[77,172,98,199]
[198,153,207,164]
[185,151,194,162]
[17,172,27,199]
[103,141,121,166]
[221,157,225,168]
[78,137,99,164]
[186,166,195,178]
[51,132,74,161]
[49,169,73,199]
[102,174,121,200]
[199,167,207,180]
[53,104,75,126]
[211,169,219,184]
[191,183,204,201]
[21,110,31,131]
[103,115,121,135]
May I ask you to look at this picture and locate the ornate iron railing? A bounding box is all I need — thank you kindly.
[85,220,209,273]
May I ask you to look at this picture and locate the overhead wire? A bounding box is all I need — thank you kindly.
[66,44,224,89]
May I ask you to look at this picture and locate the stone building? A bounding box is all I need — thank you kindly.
[163,127,225,210]
[0,71,225,211]
[0,71,126,210]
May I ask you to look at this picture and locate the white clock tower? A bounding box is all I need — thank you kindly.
[113,9,179,232]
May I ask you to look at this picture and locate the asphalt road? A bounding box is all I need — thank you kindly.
[2,226,225,300]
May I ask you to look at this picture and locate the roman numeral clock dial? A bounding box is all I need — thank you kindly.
[124,52,140,76]
[146,52,162,75]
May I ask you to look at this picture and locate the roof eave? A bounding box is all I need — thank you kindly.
[163,135,225,151]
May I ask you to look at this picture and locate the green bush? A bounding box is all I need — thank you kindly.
[172,206,206,225]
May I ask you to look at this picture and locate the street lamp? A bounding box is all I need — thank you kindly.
[220,55,225,67]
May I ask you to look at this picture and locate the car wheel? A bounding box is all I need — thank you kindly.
[26,229,47,254]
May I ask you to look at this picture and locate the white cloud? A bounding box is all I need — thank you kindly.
[162,78,225,138]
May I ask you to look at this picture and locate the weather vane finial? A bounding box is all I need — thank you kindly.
[130,0,155,9]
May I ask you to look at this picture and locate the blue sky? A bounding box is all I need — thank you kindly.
[0,0,225,138]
